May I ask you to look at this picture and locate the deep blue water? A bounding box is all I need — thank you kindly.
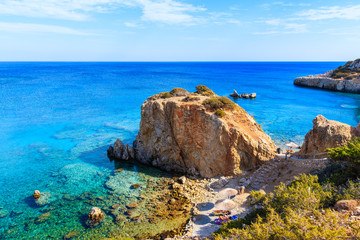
[0,62,359,238]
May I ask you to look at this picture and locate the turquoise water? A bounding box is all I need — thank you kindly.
[0,62,359,238]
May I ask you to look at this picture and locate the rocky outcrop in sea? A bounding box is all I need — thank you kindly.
[108,86,276,178]
[294,59,360,93]
[299,115,360,157]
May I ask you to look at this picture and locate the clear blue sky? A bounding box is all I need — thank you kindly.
[0,0,359,61]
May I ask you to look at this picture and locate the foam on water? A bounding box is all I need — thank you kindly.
[0,62,359,238]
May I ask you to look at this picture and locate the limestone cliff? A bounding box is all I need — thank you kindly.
[108,86,276,178]
[300,115,360,156]
[294,59,360,93]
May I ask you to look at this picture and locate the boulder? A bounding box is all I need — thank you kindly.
[249,93,256,98]
[241,93,250,98]
[87,207,104,227]
[210,177,229,189]
[34,192,52,206]
[178,176,187,184]
[131,87,276,177]
[335,200,358,211]
[300,115,360,156]
[230,89,240,98]
[236,186,246,195]
[107,139,134,161]
[33,190,41,200]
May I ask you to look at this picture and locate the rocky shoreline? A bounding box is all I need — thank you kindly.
[294,59,360,93]
[294,77,360,93]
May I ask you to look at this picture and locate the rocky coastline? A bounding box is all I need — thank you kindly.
[294,77,360,93]
[294,59,360,93]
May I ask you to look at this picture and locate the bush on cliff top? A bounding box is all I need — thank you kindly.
[331,60,360,79]
[195,85,215,96]
[327,137,360,164]
[215,109,226,118]
[202,96,236,111]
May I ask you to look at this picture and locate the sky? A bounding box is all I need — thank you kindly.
[0,0,359,61]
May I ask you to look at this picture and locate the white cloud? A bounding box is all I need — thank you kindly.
[297,5,360,20]
[257,19,307,34]
[0,0,206,25]
[137,0,206,25]
[0,22,90,35]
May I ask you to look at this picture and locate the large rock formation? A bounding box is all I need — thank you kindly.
[109,86,276,178]
[294,59,360,93]
[300,115,360,156]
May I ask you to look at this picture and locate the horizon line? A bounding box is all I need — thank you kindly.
[0,60,347,63]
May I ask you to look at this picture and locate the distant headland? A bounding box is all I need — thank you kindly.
[294,59,360,93]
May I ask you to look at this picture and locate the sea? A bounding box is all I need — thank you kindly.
[0,62,359,239]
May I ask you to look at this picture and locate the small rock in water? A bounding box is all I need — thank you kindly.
[230,89,240,98]
[126,202,138,209]
[0,209,9,218]
[63,231,80,239]
[86,207,104,228]
[241,93,250,99]
[111,203,120,209]
[131,184,140,189]
[33,190,41,200]
[249,93,256,98]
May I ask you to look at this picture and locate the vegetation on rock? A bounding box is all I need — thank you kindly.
[327,137,360,164]
[202,96,236,111]
[331,59,360,79]
[215,109,226,118]
[195,85,215,96]
[170,88,189,96]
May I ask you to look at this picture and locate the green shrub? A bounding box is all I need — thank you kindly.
[195,85,215,96]
[170,88,189,96]
[214,173,360,240]
[327,137,360,164]
[215,109,226,117]
[202,97,236,111]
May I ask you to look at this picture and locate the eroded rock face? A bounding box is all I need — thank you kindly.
[107,139,134,161]
[300,115,360,155]
[132,93,276,178]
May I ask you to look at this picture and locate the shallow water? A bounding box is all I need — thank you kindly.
[0,62,359,239]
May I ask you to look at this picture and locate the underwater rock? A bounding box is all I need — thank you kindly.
[35,212,51,224]
[87,207,104,228]
[0,209,9,218]
[35,192,52,206]
[126,202,138,209]
[131,184,140,189]
[33,190,41,200]
[111,203,120,209]
[58,163,103,195]
[63,231,80,239]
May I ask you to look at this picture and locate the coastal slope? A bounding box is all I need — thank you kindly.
[294,59,360,93]
[109,86,276,178]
